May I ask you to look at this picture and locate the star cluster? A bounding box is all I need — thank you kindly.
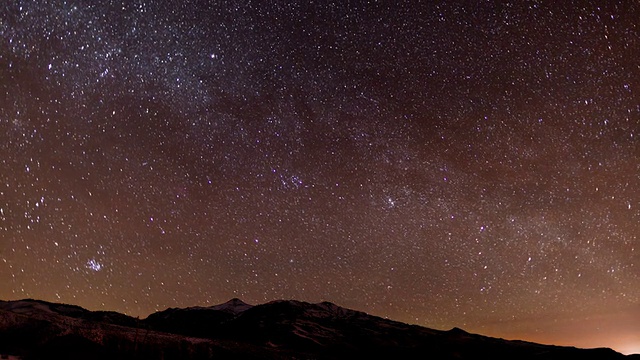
[1,1,639,354]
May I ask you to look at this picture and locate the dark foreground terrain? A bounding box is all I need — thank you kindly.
[0,298,637,360]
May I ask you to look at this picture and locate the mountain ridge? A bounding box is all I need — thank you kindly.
[0,298,637,360]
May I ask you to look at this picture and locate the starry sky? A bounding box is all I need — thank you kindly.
[1,0,639,355]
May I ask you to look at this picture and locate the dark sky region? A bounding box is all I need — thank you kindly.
[1,0,639,355]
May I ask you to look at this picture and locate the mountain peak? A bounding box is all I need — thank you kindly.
[210,298,253,314]
[228,297,249,305]
[448,327,470,336]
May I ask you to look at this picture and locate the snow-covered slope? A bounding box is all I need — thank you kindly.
[209,297,253,314]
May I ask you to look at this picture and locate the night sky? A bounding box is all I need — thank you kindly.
[2,0,639,354]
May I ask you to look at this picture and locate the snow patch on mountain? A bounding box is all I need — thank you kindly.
[209,298,253,315]
[0,300,56,315]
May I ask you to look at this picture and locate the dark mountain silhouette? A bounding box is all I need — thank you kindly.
[0,298,638,360]
[143,298,252,338]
